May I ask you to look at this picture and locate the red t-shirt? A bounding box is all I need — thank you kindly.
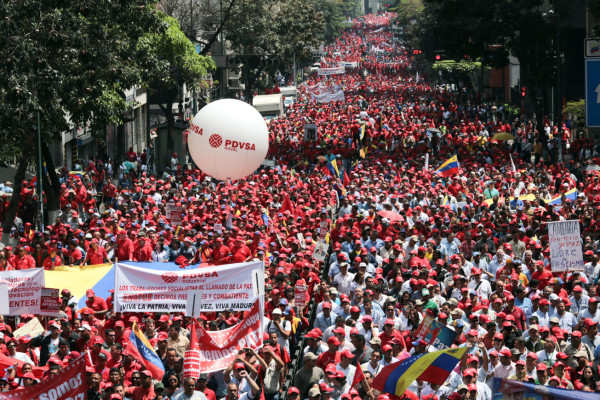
[42,256,63,270]
[379,329,407,349]
[86,297,108,313]
[126,385,155,400]
[201,388,217,400]
[87,246,108,265]
[316,350,340,370]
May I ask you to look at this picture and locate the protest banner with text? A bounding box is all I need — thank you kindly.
[0,269,44,315]
[548,220,584,271]
[189,300,264,374]
[0,355,86,400]
[114,261,263,313]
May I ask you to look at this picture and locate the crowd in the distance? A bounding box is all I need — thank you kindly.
[0,11,600,400]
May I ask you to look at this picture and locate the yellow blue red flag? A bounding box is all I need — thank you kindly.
[435,155,459,177]
[372,347,467,396]
[548,188,577,206]
[124,322,165,380]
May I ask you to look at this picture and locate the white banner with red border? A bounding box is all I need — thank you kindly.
[114,261,263,313]
[186,299,264,374]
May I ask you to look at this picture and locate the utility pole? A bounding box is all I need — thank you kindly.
[36,112,44,231]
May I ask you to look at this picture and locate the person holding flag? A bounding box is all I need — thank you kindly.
[123,322,165,382]
[434,156,459,178]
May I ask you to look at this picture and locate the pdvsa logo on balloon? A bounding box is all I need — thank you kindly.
[223,139,256,152]
[209,134,223,148]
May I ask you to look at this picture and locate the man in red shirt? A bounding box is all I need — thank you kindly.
[197,373,216,400]
[531,261,553,289]
[211,238,231,263]
[102,179,117,205]
[117,231,134,261]
[379,318,407,350]
[133,234,153,262]
[42,246,62,270]
[231,238,252,263]
[68,241,83,266]
[125,370,155,400]
[84,239,109,265]
[86,289,109,318]
[12,246,35,269]
[502,294,526,331]
[75,323,94,353]
[316,336,341,370]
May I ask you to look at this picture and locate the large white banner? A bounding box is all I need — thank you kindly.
[317,66,345,76]
[114,262,262,313]
[311,90,345,103]
[548,220,584,272]
[0,269,44,315]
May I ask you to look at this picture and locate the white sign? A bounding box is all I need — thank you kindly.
[13,317,44,341]
[585,39,600,58]
[312,241,329,263]
[114,262,263,313]
[311,90,345,103]
[213,223,223,234]
[166,203,183,226]
[0,285,8,315]
[297,233,306,249]
[0,269,44,315]
[548,220,584,272]
[317,66,345,75]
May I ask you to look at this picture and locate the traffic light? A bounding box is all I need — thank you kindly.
[521,86,526,97]
[432,50,445,61]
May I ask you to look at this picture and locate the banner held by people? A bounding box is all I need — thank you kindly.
[189,299,263,373]
[114,261,263,313]
[0,355,86,400]
[415,313,457,350]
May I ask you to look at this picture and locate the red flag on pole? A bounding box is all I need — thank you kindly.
[352,362,366,388]
[281,194,294,215]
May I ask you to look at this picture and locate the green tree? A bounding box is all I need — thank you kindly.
[0,0,214,242]
[225,0,326,100]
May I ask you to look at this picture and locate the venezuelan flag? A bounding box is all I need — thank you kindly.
[261,212,270,226]
[372,347,467,397]
[327,159,340,178]
[125,322,165,380]
[435,156,459,177]
[441,195,449,206]
[548,188,577,206]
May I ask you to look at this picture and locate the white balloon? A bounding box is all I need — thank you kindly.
[187,99,269,181]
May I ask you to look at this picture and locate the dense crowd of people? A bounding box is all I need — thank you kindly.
[0,11,599,400]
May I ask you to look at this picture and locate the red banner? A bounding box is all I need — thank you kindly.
[0,355,86,400]
[191,299,263,373]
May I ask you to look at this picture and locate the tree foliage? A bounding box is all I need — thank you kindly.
[413,0,568,88]
[391,0,423,25]
[563,99,585,130]
[225,0,326,98]
[0,0,215,238]
[0,0,214,142]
